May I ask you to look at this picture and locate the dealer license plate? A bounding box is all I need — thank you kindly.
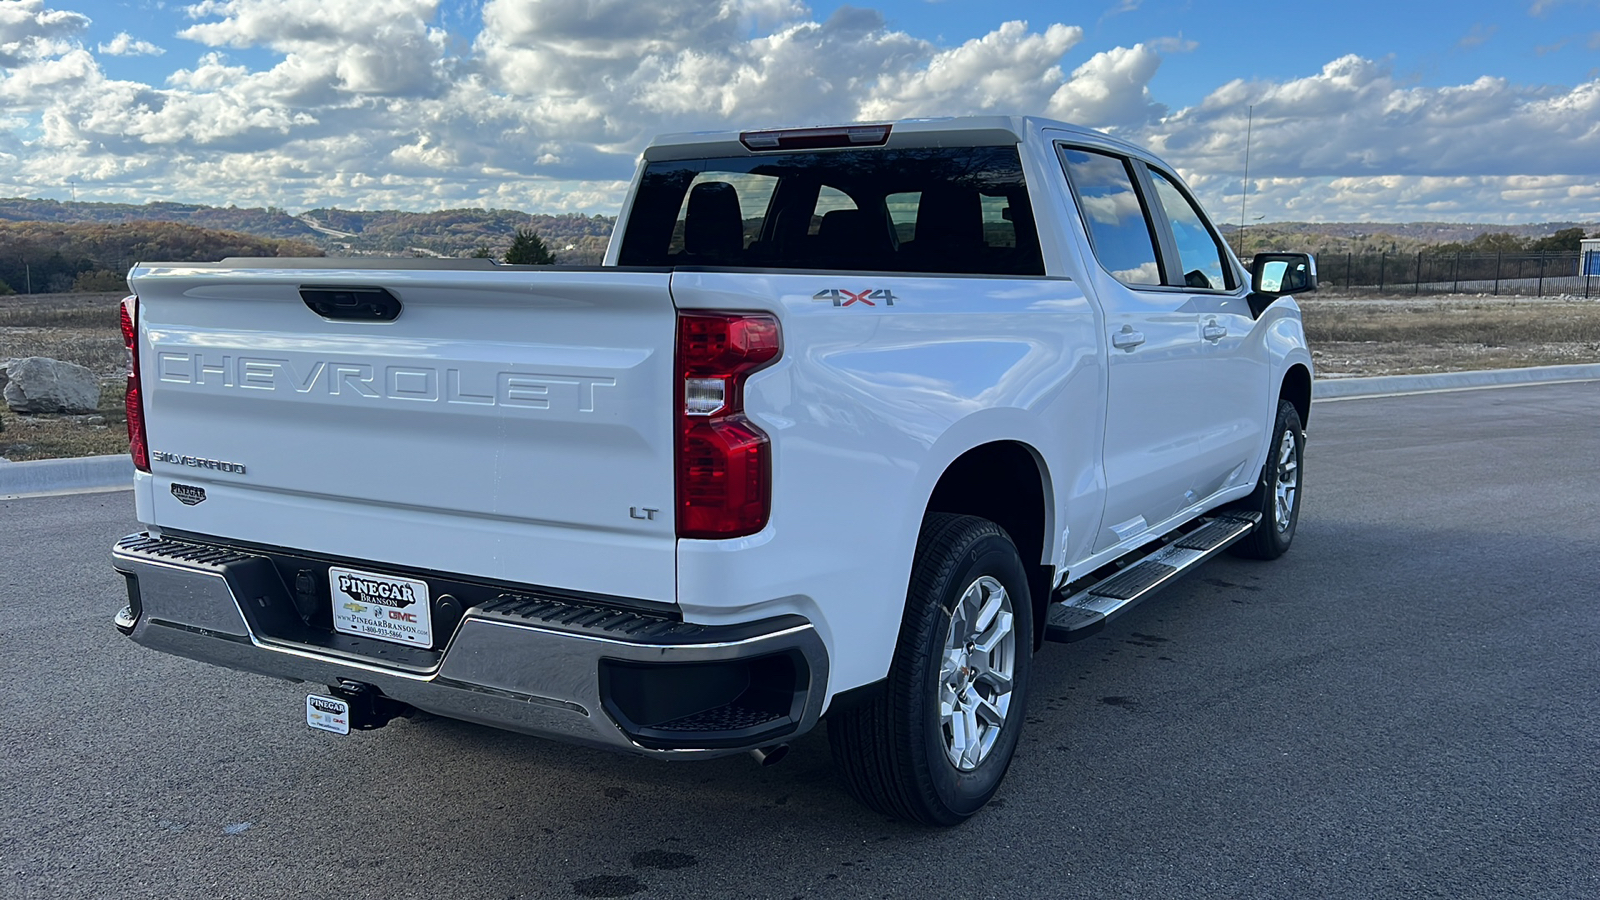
[328,565,433,648]
[306,694,350,735]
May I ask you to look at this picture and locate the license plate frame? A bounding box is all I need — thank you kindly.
[328,565,433,648]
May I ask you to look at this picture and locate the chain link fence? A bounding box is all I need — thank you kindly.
[1316,250,1599,297]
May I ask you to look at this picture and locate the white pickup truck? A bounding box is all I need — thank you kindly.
[112,116,1315,825]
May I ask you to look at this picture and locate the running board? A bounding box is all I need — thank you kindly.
[1044,512,1261,643]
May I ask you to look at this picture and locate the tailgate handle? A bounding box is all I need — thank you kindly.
[300,286,402,322]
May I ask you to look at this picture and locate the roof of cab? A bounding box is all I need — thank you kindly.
[642,115,1128,161]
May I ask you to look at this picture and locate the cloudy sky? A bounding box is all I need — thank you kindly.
[2,0,1597,223]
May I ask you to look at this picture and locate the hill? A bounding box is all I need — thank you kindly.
[0,221,323,294]
[0,198,616,265]
[1223,220,1600,256]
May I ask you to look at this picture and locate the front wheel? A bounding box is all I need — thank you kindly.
[1229,399,1305,560]
[828,513,1033,826]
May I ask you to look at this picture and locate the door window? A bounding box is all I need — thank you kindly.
[1148,169,1233,291]
[1058,146,1162,287]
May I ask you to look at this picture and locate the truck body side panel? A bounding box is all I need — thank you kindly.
[669,270,1101,698]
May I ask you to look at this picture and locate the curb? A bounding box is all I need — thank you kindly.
[0,454,133,500]
[1313,363,1600,401]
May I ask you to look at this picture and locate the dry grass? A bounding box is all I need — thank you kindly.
[1301,297,1600,376]
[0,291,128,377]
[0,381,129,461]
[1,292,129,460]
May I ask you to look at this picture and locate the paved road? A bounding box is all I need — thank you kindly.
[4,382,1598,900]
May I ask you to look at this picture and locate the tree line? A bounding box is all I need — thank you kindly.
[1,197,615,263]
[1427,227,1589,255]
[0,221,321,295]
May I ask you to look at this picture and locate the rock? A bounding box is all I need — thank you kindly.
[2,357,102,413]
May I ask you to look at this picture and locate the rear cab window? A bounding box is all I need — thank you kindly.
[618,147,1044,275]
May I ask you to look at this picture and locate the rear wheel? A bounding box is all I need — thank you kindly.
[828,513,1033,826]
[1229,399,1304,560]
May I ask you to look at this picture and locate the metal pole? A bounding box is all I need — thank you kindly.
[1345,252,1352,289]
[1586,251,1592,299]
[1537,250,1545,297]
[1494,252,1500,295]
[1452,252,1460,293]
[1237,105,1253,257]
[1415,251,1422,295]
[1378,252,1386,293]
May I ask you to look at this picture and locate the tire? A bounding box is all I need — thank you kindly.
[1228,399,1304,560]
[828,513,1033,826]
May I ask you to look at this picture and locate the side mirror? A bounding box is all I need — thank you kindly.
[1247,253,1316,317]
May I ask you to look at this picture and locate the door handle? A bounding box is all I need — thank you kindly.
[1202,320,1226,342]
[1112,326,1146,351]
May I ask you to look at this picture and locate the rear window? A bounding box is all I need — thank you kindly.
[617,146,1044,275]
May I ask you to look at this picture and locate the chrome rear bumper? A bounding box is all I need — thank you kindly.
[112,533,828,757]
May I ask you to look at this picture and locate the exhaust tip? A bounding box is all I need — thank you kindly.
[113,605,138,635]
[749,744,790,767]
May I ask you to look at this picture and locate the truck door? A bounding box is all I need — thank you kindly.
[1142,166,1268,507]
[1054,144,1253,553]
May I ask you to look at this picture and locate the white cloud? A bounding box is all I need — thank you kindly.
[0,0,87,65]
[0,0,1596,224]
[97,32,164,56]
[1144,57,1600,222]
[1047,42,1166,126]
[1147,57,1600,181]
[860,21,1083,120]
[1149,35,1197,54]
[179,0,450,96]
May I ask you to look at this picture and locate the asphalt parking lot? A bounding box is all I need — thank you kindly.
[3,381,1598,899]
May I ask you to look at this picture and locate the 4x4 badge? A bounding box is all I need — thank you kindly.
[813,288,897,307]
[171,483,206,506]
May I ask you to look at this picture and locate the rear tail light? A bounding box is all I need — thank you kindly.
[675,312,781,539]
[120,295,150,472]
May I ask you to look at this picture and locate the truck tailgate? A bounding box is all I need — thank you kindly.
[130,265,678,603]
